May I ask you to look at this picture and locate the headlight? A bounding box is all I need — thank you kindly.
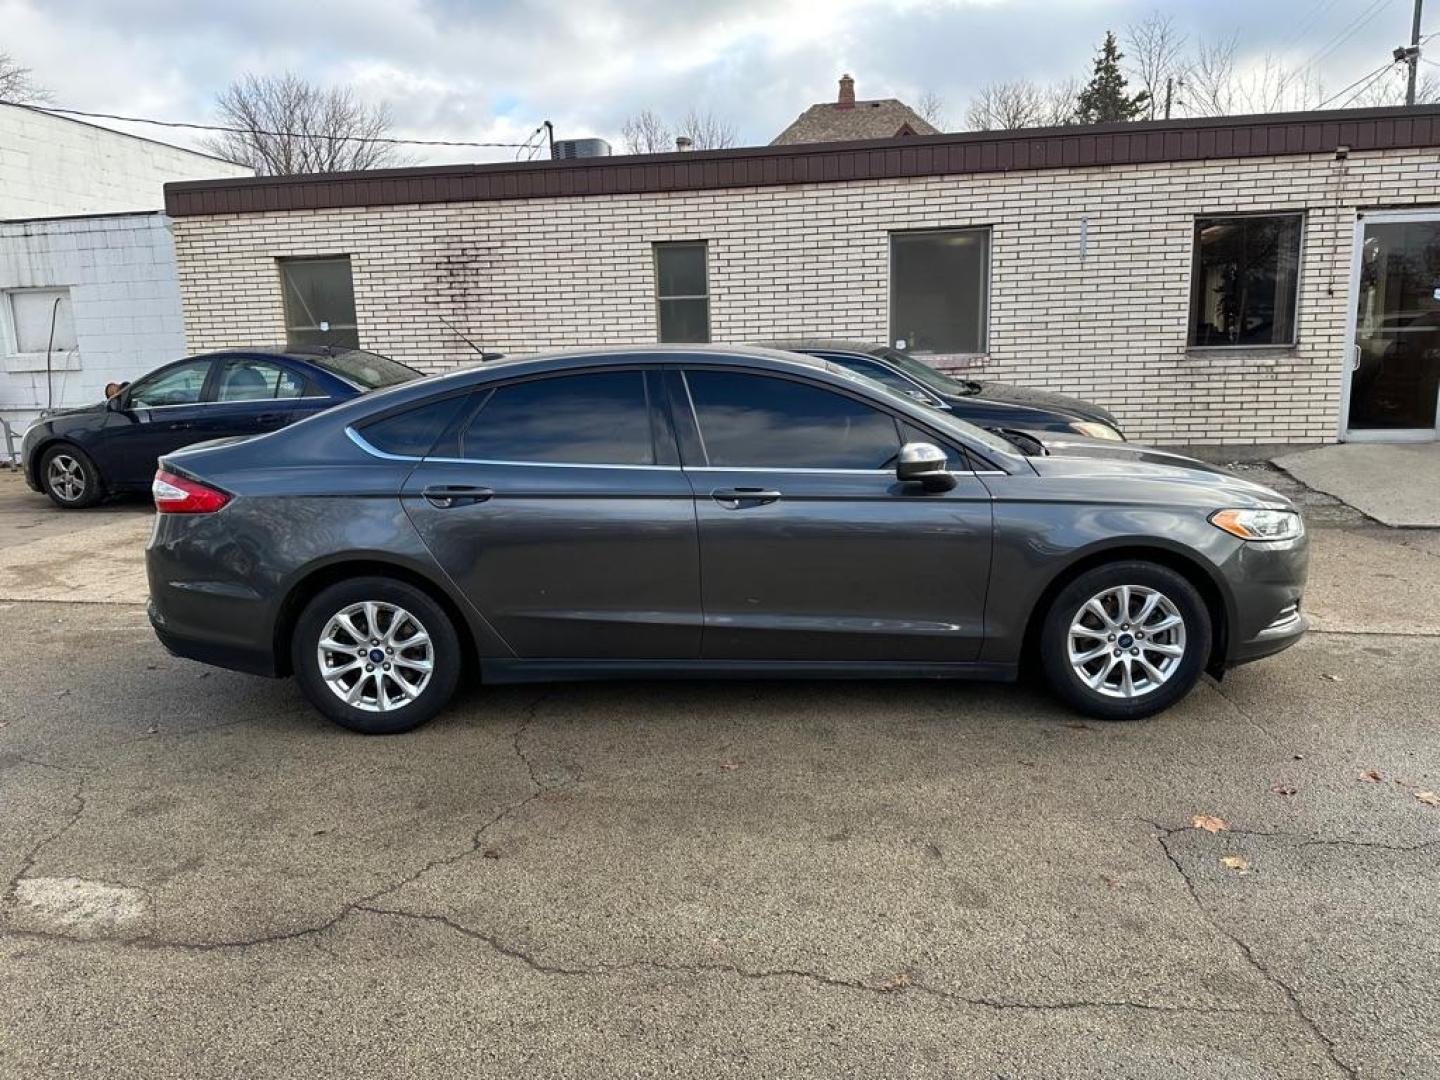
[1070,420,1124,441]
[1209,508,1304,541]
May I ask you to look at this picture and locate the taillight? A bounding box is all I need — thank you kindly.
[152,470,231,514]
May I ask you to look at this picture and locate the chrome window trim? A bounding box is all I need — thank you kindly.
[132,397,334,411]
[345,428,986,478]
[346,426,679,470]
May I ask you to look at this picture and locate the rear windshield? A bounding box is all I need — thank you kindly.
[876,347,977,395]
[305,349,420,391]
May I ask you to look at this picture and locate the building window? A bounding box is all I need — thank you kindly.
[279,256,359,350]
[890,229,989,355]
[5,288,77,356]
[1189,214,1303,348]
[654,242,709,343]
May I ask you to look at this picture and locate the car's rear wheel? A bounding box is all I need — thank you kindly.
[292,577,461,734]
[1039,560,1211,721]
[40,444,103,509]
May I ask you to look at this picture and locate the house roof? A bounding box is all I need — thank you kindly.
[164,104,1440,219]
[771,99,939,145]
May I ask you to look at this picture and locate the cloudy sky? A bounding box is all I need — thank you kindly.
[2,0,1430,164]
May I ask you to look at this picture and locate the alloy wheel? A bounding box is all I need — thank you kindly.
[316,601,434,713]
[46,453,87,502]
[1067,584,1187,699]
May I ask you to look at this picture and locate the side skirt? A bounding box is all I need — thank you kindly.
[479,658,1018,685]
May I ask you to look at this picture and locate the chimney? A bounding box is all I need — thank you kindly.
[675,135,694,152]
[837,73,855,109]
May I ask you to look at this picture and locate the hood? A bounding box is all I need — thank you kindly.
[40,401,106,421]
[1017,431,1296,510]
[970,381,1118,426]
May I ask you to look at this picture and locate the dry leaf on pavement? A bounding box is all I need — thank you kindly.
[1220,856,1250,873]
[719,760,743,771]
[1359,769,1384,783]
[1270,785,1297,796]
[1416,791,1440,808]
[1192,815,1228,833]
[879,971,912,992]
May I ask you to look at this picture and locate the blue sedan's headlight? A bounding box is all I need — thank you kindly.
[1209,508,1304,541]
[1069,420,1124,442]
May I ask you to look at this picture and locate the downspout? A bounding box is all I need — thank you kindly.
[44,294,61,412]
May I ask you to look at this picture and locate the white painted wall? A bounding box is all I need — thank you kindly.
[0,104,250,219]
[0,212,189,427]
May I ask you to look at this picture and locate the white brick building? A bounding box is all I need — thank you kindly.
[0,105,250,431]
[166,107,1440,445]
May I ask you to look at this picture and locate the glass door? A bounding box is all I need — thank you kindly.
[1345,213,1440,439]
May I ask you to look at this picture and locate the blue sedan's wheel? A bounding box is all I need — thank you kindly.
[1040,561,1211,721]
[40,445,103,509]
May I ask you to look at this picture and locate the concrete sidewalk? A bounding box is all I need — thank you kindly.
[1274,443,1440,528]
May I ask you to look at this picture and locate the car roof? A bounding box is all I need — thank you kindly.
[756,340,887,357]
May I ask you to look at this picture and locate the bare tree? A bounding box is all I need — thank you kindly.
[1348,67,1439,107]
[1041,77,1082,127]
[1125,12,1187,119]
[965,79,1047,130]
[621,108,673,154]
[202,73,406,175]
[0,50,50,104]
[1185,34,1239,117]
[915,89,947,130]
[677,107,737,150]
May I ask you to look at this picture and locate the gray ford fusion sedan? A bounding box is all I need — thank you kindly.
[145,345,1308,734]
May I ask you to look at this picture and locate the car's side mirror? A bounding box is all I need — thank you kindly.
[896,442,957,492]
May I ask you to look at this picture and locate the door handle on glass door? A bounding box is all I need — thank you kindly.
[1351,343,1362,371]
[711,487,782,509]
[422,484,494,508]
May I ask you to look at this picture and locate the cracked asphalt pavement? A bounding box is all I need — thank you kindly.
[1,471,1438,1078]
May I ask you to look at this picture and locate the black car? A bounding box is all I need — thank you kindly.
[769,341,1126,441]
[21,346,421,508]
[146,345,1307,735]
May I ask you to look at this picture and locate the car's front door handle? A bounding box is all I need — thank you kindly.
[422,484,494,508]
[712,487,782,509]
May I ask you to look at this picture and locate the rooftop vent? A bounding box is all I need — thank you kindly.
[551,138,612,160]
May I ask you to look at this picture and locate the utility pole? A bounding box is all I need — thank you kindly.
[1164,77,1174,120]
[1406,0,1424,106]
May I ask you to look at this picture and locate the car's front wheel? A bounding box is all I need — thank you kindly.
[1039,560,1211,721]
[292,577,462,734]
[40,444,103,509]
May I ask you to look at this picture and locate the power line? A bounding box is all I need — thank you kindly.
[0,99,540,149]
[1300,0,1399,75]
[1340,63,1404,107]
[1314,57,1401,108]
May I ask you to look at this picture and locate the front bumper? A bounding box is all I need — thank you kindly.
[1218,533,1310,668]
[1229,603,1308,665]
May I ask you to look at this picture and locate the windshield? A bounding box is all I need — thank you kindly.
[304,349,420,391]
[876,347,980,396]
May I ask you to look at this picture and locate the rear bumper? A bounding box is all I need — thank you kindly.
[149,601,279,677]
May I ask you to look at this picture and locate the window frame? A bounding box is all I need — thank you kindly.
[278,255,360,351]
[653,241,711,344]
[1186,211,1305,351]
[2,286,80,373]
[887,226,993,358]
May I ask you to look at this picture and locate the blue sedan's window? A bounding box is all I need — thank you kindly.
[460,372,654,466]
[685,370,900,470]
[128,362,210,408]
[215,359,307,402]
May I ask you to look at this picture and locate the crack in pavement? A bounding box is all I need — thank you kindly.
[3,768,88,910]
[1138,817,1440,855]
[1149,822,1359,1080]
[1204,679,1280,744]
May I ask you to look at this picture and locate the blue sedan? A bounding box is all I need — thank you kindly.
[21,347,421,508]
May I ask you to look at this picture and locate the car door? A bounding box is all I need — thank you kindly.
[400,367,701,659]
[198,356,333,441]
[675,367,992,662]
[112,359,216,485]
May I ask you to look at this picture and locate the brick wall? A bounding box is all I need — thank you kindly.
[171,148,1440,444]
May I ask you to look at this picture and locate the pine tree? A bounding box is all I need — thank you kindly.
[1074,31,1150,124]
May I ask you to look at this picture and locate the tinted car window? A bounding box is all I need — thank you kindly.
[215,359,306,402]
[356,395,468,458]
[128,362,210,408]
[460,372,654,465]
[685,371,900,469]
[830,355,918,395]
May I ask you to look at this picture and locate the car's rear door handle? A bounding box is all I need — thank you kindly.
[422,484,494,508]
[712,487,782,509]
[255,412,285,428]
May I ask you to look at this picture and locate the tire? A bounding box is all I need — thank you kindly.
[292,576,462,734]
[1039,560,1211,722]
[40,444,104,509]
